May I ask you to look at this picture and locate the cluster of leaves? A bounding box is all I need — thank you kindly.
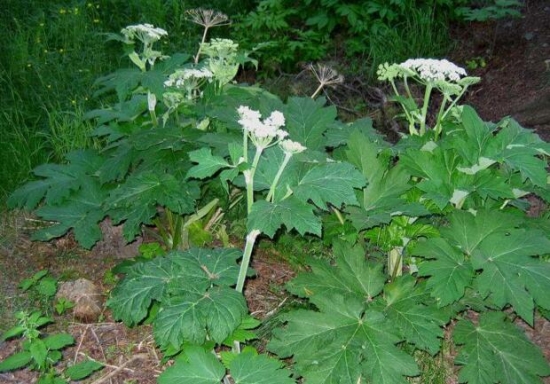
[456,0,523,22]
[0,311,102,384]
[232,0,468,74]
[267,106,550,382]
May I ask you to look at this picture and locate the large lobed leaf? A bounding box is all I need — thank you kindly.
[270,242,424,383]
[287,241,385,300]
[377,276,450,355]
[8,149,104,210]
[283,97,337,151]
[454,311,550,384]
[106,172,201,241]
[345,131,428,230]
[269,294,419,383]
[414,209,550,325]
[108,248,247,349]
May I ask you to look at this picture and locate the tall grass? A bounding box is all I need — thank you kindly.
[0,0,248,204]
[361,5,453,81]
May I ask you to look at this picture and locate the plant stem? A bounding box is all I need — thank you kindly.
[311,83,324,99]
[194,26,209,64]
[266,153,292,202]
[246,147,264,213]
[419,83,434,136]
[236,230,260,293]
[388,246,403,280]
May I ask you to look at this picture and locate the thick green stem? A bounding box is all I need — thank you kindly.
[245,148,264,213]
[419,83,434,136]
[266,153,292,202]
[388,247,403,280]
[236,230,260,293]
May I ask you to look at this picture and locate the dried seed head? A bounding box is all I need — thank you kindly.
[187,8,230,28]
[308,63,344,87]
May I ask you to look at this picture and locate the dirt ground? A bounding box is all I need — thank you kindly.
[1,1,550,383]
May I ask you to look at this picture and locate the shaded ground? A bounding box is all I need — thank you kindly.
[1,1,550,383]
[452,0,550,139]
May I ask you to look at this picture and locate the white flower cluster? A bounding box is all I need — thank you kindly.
[164,68,213,88]
[237,106,288,149]
[121,24,168,44]
[280,139,307,155]
[400,58,467,83]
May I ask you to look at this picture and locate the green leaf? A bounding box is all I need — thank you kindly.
[228,350,294,384]
[283,97,336,151]
[107,256,178,326]
[32,178,106,249]
[287,241,385,300]
[472,228,550,325]
[64,359,104,380]
[441,210,523,256]
[269,294,419,383]
[454,311,550,384]
[154,287,247,348]
[380,276,448,355]
[187,148,231,180]
[2,325,26,341]
[43,333,74,350]
[29,339,48,367]
[0,351,33,372]
[107,172,200,240]
[7,150,104,210]
[345,131,427,230]
[222,316,261,346]
[414,237,475,306]
[109,248,246,348]
[158,346,225,384]
[485,117,550,187]
[247,198,321,238]
[37,277,57,298]
[292,162,365,209]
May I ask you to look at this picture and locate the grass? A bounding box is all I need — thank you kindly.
[0,0,240,204]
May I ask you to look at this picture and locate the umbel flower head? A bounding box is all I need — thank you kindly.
[377,58,468,84]
[400,58,467,82]
[121,23,168,45]
[237,106,288,149]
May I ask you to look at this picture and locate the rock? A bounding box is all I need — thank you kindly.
[56,279,103,322]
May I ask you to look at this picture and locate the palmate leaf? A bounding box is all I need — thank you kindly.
[107,256,180,326]
[268,294,419,384]
[292,162,366,208]
[106,172,200,241]
[378,276,449,355]
[283,96,337,151]
[32,178,107,249]
[485,116,550,187]
[8,149,104,210]
[187,147,231,180]
[108,248,246,348]
[472,227,550,325]
[247,197,321,238]
[413,237,475,306]
[287,241,385,300]
[228,350,294,384]
[159,346,225,384]
[154,287,247,348]
[454,311,550,384]
[345,131,427,230]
